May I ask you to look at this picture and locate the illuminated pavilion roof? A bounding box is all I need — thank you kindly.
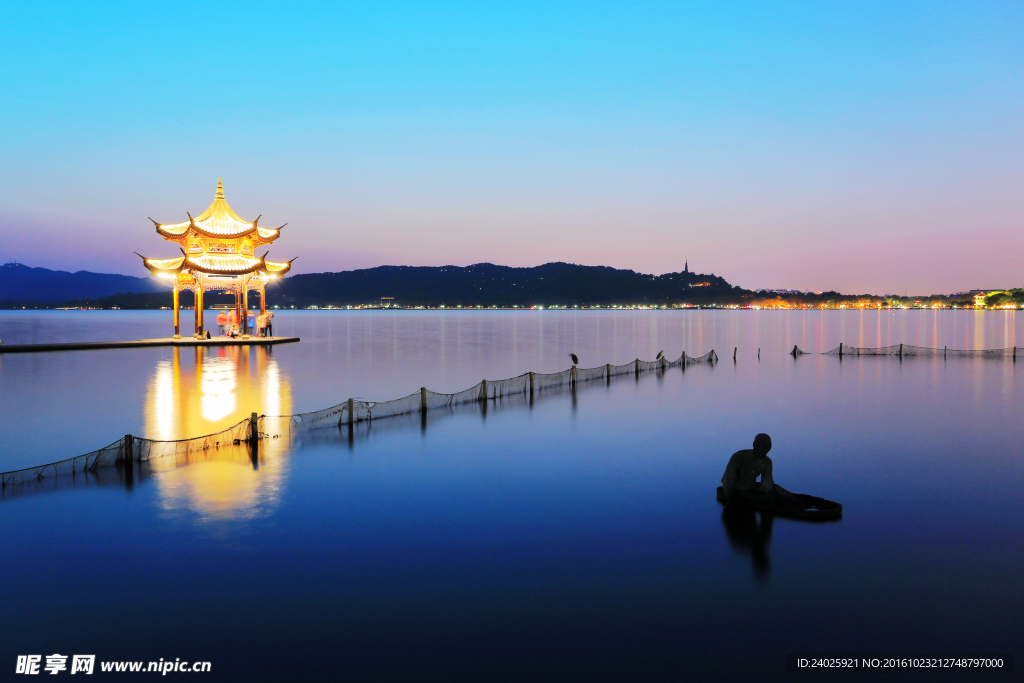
[138,179,295,279]
[149,179,284,243]
[138,252,295,278]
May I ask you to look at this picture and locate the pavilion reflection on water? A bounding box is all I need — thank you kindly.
[144,345,293,521]
[138,179,295,339]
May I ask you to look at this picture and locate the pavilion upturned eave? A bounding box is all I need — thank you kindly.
[147,179,282,241]
[264,257,297,276]
[151,219,282,243]
[184,253,266,276]
[138,253,295,278]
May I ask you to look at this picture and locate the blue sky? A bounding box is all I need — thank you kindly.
[1,1,1021,293]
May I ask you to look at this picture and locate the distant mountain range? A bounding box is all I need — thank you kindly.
[0,261,750,308]
[2,262,1013,311]
[274,263,744,307]
[0,263,167,303]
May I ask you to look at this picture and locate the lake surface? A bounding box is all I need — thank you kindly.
[1,310,1021,681]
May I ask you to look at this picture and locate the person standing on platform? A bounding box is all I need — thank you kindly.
[247,310,256,335]
[217,310,228,336]
[265,310,274,338]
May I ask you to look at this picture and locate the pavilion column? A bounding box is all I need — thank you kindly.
[260,283,266,315]
[172,287,180,339]
[194,287,204,336]
[234,288,242,334]
[242,286,250,338]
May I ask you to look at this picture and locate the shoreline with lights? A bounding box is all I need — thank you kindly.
[3,261,1022,311]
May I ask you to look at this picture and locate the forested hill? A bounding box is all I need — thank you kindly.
[0,263,166,302]
[271,262,746,307]
[1,261,751,308]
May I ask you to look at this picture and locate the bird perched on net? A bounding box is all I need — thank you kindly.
[569,353,579,366]
[656,350,664,361]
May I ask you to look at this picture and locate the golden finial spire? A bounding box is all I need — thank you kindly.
[215,178,224,200]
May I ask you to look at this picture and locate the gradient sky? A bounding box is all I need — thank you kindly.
[1,1,1021,294]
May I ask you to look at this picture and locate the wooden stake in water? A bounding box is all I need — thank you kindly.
[123,434,134,487]
[249,413,259,468]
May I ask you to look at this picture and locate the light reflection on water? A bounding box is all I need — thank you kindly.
[143,346,292,439]
[0,310,1021,474]
[1,312,1023,679]
[142,346,293,522]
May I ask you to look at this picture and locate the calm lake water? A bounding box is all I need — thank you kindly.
[1,310,1021,681]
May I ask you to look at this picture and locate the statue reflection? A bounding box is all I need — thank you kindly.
[721,507,774,579]
[145,345,293,522]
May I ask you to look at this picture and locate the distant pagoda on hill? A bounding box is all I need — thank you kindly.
[137,179,295,338]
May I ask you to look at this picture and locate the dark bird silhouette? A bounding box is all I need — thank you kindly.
[569,353,579,366]
[656,350,664,361]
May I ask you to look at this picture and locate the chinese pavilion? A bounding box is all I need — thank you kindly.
[137,179,295,338]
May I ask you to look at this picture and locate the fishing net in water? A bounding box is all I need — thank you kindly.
[2,349,718,487]
[813,344,1021,357]
[136,420,253,460]
[533,368,573,391]
[606,361,636,377]
[0,439,124,487]
[683,350,718,365]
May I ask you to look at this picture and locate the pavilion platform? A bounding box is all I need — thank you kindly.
[0,336,300,354]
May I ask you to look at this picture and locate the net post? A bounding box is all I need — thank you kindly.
[529,372,534,397]
[839,343,843,358]
[420,387,427,413]
[944,345,947,360]
[681,351,686,370]
[635,358,640,378]
[605,363,611,384]
[757,348,760,360]
[172,287,180,339]
[1014,347,1017,362]
[899,343,903,359]
[347,398,354,426]
[241,287,250,338]
[248,412,259,468]
[571,365,577,388]
[123,434,134,487]
[733,347,737,362]
[480,379,487,401]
